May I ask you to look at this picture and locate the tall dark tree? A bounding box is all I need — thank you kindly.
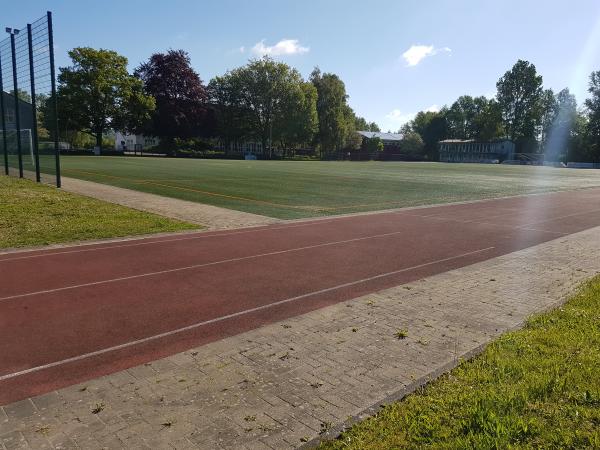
[135,50,212,147]
[56,47,155,149]
[496,60,543,148]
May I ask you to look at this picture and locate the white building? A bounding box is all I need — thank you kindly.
[438,139,515,163]
[114,131,158,151]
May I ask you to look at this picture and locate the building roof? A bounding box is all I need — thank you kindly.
[439,138,514,144]
[357,131,404,141]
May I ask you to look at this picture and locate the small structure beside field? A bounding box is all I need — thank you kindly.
[438,139,515,163]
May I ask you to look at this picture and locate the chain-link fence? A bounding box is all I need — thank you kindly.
[0,11,60,187]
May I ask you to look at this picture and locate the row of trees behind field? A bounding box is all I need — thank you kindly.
[47,47,600,162]
[402,60,600,162]
[48,48,378,159]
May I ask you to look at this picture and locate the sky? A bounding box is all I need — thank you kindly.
[4,0,600,132]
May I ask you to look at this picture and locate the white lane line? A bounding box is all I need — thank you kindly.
[1,229,415,302]
[0,220,341,263]
[0,246,495,382]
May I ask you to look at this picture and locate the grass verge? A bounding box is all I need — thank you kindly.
[0,176,198,249]
[320,277,600,449]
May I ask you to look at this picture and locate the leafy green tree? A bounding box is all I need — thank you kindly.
[496,60,543,146]
[585,71,600,160]
[544,88,577,161]
[446,95,484,139]
[208,74,252,152]
[398,131,424,155]
[362,136,384,154]
[408,109,449,160]
[538,88,558,151]
[56,47,155,149]
[473,99,504,141]
[209,57,316,158]
[310,68,357,156]
[274,81,318,157]
[355,116,380,132]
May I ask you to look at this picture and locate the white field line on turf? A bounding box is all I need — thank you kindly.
[0,219,340,263]
[1,229,432,302]
[0,246,495,382]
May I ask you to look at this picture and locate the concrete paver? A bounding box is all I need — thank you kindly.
[1,226,599,449]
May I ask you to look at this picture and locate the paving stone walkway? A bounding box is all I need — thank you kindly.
[60,177,281,230]
[1,226,599,450]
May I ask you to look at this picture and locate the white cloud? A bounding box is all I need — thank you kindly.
[239,46,245,53]
[251,39,309,57]
[386,109,416,124]
[385,104,441,127]
[402,45,451,67]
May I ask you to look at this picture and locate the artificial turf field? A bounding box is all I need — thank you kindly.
[56,156,600,219]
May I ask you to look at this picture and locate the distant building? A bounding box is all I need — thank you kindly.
[215,140,265,156]
[114,131,158,151]
[357,131,404,152]
[438,139,515,163]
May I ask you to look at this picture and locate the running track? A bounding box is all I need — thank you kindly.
[2,188,600,405]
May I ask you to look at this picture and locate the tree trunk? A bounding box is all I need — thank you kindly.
[96,130,103,150]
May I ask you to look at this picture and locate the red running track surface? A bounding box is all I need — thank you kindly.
[1,188,600,404]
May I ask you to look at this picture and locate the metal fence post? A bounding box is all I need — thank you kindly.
[47,11,60,187]
[27,24,41,182]
[0,51,8,175]
[8,31,23,178]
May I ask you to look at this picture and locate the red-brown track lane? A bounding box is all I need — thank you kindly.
[1,188,600,404]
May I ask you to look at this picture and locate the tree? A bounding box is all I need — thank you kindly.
[274,81,318,157]
[585,71,600,160]
[544,88,577,161]
[446,95,485,139]
[355,116,380,132]
[408,109,449,160]
[398,131,424,156]
[310,68,357,156]
[208,74,252,151]
[496,60,543,147]
[209,57,317,158]
[56,47,155,149]
[473,99,504,141]
[538,88,558,151]
[135,50,212,147]
[362,136,384,154]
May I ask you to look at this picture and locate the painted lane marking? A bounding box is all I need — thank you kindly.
[0,246,495,381]
[1,229,424,301]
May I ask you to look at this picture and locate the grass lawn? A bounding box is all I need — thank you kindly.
[0,176,197,249]
[320,278,600,449]
[58,156,600,219]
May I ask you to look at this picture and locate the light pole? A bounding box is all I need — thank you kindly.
[6,27,23,178]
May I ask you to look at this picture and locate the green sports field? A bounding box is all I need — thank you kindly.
[59,156,600,219]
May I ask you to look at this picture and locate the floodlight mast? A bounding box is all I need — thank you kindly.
[6,27,23,177]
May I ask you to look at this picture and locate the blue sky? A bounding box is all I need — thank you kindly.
[5,1,600,131]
